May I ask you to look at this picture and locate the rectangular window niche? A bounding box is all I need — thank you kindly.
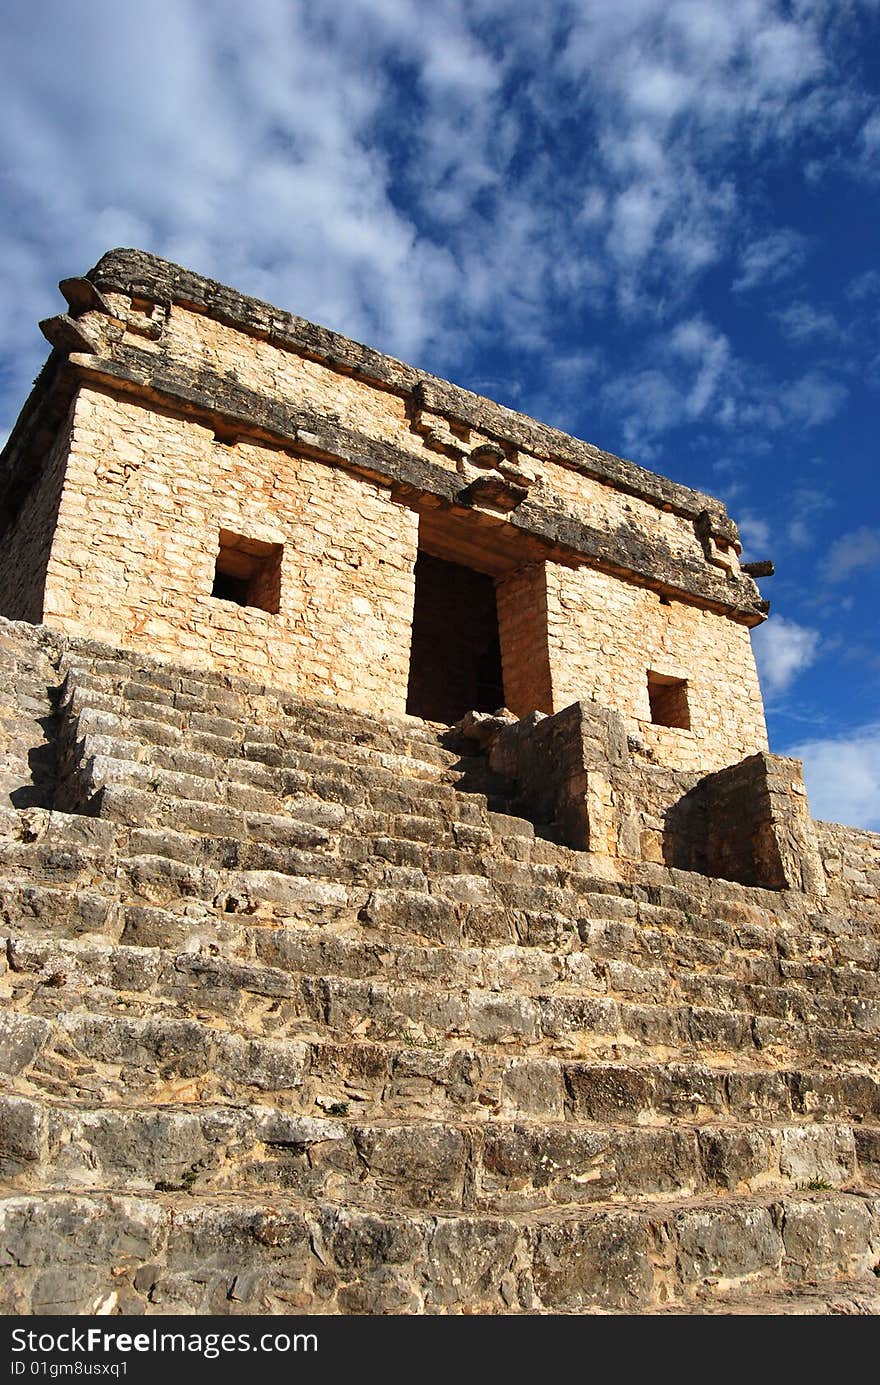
[647,670,691,730]
[211,529,283,614]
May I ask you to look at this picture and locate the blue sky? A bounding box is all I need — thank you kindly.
[1,0,878,828]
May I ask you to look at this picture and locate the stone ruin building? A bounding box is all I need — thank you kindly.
[0,248,878,1315]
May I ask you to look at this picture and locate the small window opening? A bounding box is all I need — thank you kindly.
[647,671,690,729]
[211,529,282,614]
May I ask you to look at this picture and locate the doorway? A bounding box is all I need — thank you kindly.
[406,551,504,723]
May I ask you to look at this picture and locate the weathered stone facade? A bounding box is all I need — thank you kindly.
[40,389,418,714]
[2,254,880,1317]
[1,249,768,772]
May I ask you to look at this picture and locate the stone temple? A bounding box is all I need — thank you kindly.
[0,248,878,1314]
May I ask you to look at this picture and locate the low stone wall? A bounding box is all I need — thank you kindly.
[0,618,62,810]
[817,820,880,922]
[666,753,826,894]
[477,699,828,894]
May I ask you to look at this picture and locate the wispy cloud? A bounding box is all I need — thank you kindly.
[733,230,808,292]
[821,526,880,583]
[781,485,832,546]
[786,724,880,829]
[752,615,820,697]
[0,0,874,445]
[774,301,841,343]
[778,372,849,426]
[738,513,773,554]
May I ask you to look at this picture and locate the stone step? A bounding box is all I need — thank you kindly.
[646,1278,880,1315]
[60,659,470,762]
[10,800,844,952]
[68,703,495,789]
[69,751,520,844]
[39,799,872,990]
[253,923,880,1021]
[0,1187,877,1314]
[0,631,868,1318]
[1,884,124,942]
[15,914,863,1051]
[91,780,524,852]
[7,936,880,1064]
[65,722,504,808]
[7,1003,880,1130]
[0,838,118,889]
[0,1094,871,1215]
[5,843,879,1029]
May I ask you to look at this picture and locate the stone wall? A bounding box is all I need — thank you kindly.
[479,701,693,866]
[0,401,73,625]
[816,820,880,922]
[545,565,768,773]
[479,702,826,894]
[666,753,826,894]
[98,290,731,580]
[0,618,62,810]
[40,388,419,718]
[495,563,553,718]
[3,375,769,769]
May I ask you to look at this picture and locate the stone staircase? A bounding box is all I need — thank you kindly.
[1,628,880,1314]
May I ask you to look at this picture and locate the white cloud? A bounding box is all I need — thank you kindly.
[785,485,834,548]
[785,724,880,829]
[608,185,666,266]
[669,317,732,418]
[0,0,874,456]
[859,111,880,169]
[599,318,847,456]
[775,301,840,342]
[822,526,880,582]
[604,369,685,456]
[847,268,880,301]
[779,371,848,426]
[738,513,772,554]
[579,187,608,225]
[733,229,808,291]
[752,615,820,696]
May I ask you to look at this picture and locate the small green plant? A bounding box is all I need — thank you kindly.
[804,1177,832,1191]
[155,1165,199,1193]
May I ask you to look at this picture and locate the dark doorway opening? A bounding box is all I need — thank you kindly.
[406,552,504,723]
